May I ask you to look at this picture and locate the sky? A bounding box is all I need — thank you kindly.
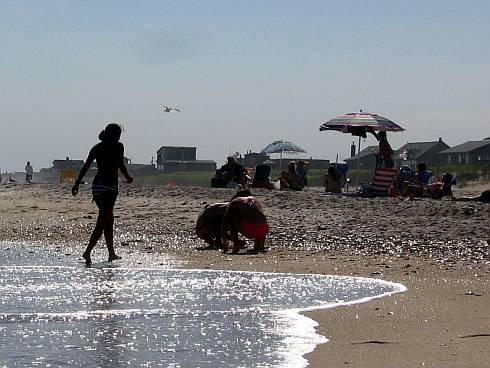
[1,0,489,172]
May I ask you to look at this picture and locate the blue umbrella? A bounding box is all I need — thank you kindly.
[261,140,306,169]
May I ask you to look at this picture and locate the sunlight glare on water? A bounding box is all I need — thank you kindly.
[0,242,405,367]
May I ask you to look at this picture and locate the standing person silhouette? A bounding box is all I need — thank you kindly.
[25,161,33,183]
[367,128,394,168]
[72,123,133,264]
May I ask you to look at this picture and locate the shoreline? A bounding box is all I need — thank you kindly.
[0,183,489,367]
[176,248,489,367]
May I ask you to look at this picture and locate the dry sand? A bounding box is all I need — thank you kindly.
[0,183,489,367]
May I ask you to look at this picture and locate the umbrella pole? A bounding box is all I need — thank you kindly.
[356,136,361,188]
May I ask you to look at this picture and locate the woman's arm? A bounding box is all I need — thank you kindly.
[72,148,96,195]
[118,144,133,183]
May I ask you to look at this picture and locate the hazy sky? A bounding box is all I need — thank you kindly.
[1,1,489,172]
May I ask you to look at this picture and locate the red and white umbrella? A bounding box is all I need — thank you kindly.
[319,111,404,154]
[319,111,404,135]
[319,111,404,186]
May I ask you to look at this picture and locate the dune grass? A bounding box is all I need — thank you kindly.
[126,161,490,188]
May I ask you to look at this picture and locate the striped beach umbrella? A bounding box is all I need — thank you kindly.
[319,111,404,187]
[319,111,404,154]
[319,111,404,134]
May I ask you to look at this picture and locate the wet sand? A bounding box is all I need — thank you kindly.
[1,183,489,367]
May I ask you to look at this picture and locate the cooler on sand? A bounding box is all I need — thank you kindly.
[211,177,228,188]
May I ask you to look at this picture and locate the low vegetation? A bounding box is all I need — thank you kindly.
[127,162,490,188]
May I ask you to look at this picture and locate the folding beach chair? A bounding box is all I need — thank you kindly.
[360,167,397,197]
[252,164,272,189]
[298,172,309,190]
[333,163,349,190]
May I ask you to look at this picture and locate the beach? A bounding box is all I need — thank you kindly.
[0,183,489,367]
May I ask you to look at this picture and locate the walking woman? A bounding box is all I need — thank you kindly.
[72,123,133,264]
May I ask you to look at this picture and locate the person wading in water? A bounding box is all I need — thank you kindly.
[72,123,133,264]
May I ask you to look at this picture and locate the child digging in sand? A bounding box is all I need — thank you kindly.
[195,190,253,249]
[221,194,269,254]
[195,202,228,249]
[72,123,133,264]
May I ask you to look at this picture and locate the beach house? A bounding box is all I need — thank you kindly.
[156,146,216,172]
[40,157,93,183]
[393,138,450,168]
[438,139,490,165]
[344,146,378,169]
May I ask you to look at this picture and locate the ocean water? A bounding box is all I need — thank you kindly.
[0,243,405,367]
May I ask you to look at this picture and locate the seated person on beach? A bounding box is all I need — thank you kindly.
[215,156,249,188]
[195,190,252,249]
[425,173,455,200]
[401,162,432,198]
[414,162,432,185]
[296,160,309,189]
[278,161,301,190]
[454,189,490,203]
[324,166,342,193]
[395,165,414,194]
[221,194,269,254]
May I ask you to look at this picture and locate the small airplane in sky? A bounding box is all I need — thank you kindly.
[162,105,181,112]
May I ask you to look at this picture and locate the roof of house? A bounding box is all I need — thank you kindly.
[52,159,84,168]
[345,146,378,162]
[393,140,448,159]
[53,159,84,164]
[163,160,216,164]
[157,146,197,153]
[439,140,490,154]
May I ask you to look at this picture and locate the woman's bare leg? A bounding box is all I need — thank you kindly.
[83,209,110,264]
[104,210,120,261]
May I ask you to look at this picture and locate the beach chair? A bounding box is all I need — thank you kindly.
[252,164,272,189]
[333,163,349,190]
[298,172,308,190]
[360,167,397,197]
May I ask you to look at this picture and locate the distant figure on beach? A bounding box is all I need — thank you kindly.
[25,161,33,184]
[367,128,394,168]
[278,161,301,190]
[215,156,249,188]
[324,166,342,193]
[222,193,269,254]
[71,123,133,265]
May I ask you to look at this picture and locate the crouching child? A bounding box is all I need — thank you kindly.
[221,195,269,254]
[195,202,228,249]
